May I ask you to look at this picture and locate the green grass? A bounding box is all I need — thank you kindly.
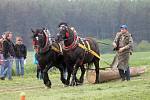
[101,51,150,67]
[0,51,150,100]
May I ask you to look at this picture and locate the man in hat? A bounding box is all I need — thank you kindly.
[112,24,133,81]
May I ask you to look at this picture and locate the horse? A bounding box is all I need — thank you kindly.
[31,28,68,88]
[57,24,100,86]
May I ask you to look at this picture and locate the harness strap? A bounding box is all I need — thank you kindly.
[58,43,63,53]
[78,43,100,59]
[51,45,60,53]
[80,38,86,46]
[85,40,91,50]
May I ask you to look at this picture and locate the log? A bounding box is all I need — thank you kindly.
[86,67,147,83]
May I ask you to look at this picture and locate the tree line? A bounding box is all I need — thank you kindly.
[0,0,150,50]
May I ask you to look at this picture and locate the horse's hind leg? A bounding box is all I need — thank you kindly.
[94,59,100,83]
[78,65,86,84]
[70,64,80,86]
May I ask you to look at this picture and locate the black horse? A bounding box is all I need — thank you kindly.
[31,28,67,88]
[57,24,100,86]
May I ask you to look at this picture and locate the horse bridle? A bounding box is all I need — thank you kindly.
[32,29,51,53]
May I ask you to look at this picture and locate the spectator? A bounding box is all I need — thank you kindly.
[14,36,27,77]
[0,35,5,76]
[0,31,15,80]
[33,53,42,80]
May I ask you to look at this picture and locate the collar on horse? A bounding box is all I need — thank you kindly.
[63,32,79,51]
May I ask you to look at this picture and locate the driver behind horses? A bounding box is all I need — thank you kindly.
[113,24,133,81]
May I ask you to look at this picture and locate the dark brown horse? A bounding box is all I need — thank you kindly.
[32,28,68,88]
[57,24,100,86]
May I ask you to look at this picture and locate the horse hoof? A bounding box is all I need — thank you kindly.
[76,82,83,86]
[45,81,51,88]
[45,86,51,89]
[61,79,66,85]
[79,79,84,84]
[70,82,76,86]
[94,81,100,84]
[45,84,51,88]
[64,80,70,86]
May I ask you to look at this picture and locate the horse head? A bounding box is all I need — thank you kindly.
[57,24,78,48]
[31,28,52,53]
[57,24,70,41]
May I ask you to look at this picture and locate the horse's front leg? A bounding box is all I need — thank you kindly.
[43,63,52,88]
[70,64,79,86]
[57,64,68,85]
[63,63,73,86]
[78,65,86,84]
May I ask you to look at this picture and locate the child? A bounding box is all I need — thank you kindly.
[33,54,42,80]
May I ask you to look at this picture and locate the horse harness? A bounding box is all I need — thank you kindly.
[32,31,63,55]
[62,35,101,60]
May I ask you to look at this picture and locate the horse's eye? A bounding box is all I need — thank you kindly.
[36,37,39,40]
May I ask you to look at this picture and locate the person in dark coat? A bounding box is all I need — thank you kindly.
[0,31,15,80]
[0,35,5,76]
[15,36,27,77]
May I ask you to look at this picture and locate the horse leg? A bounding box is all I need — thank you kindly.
[57,64,68,85]
[64,63,81,86]
[64,70,71,86]
[70,64,79,86]
[37,64,43,80]
[78,65,86,84]
[74,66,80,84]
[43,63,52,88]
[65,64,73,86]
[63,66,67,80]
[36,67,40,79]
[94,59,100,83]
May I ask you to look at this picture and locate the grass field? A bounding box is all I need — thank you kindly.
[0,52,150,100]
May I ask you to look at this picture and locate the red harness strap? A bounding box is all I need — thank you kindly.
[65,32,69,38]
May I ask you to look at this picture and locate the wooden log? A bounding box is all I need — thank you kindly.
[86,67,147,83]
